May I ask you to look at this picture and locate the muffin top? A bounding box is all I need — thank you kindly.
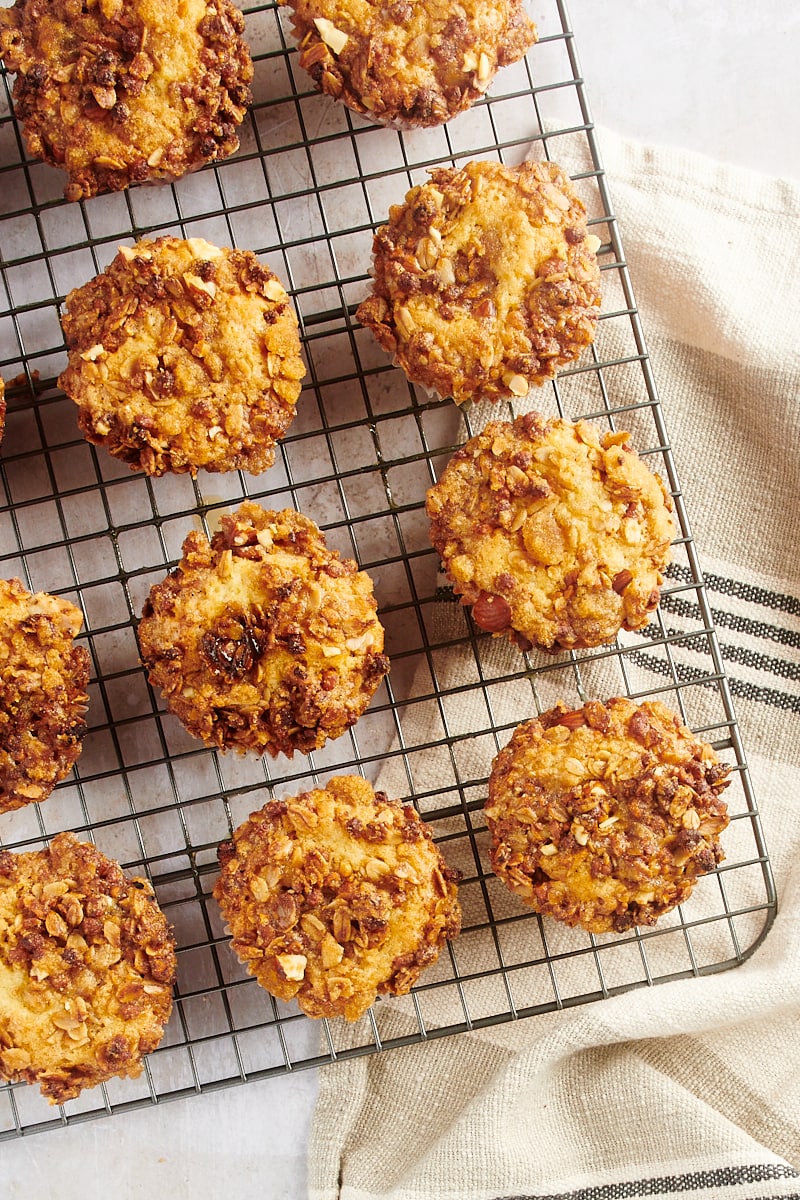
[214,774,461,1021]
[59,237,305,477]
[426,412,674,652]
[0,0,253,201]
[138,502,390,757]
[486,698,731,933]
[285,0,537,128]
[357,160,601,405]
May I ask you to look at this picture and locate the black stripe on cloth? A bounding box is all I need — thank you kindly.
[666,564,800,618]
[628,648,800,714]
[660,594,800,652]
[495,1159,799,1199]
[637,623,800,685]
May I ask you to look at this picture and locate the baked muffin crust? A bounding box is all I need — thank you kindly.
[214,774,461,1020]
[0,832,175,1104]
[0,0,253,202]
[59,236,305,478]
[285,0,537,128]
[486,698,731,933]
[0,579,89,814]
[426,412,674,652]
[138,502,390,756]
[357,159,601,405]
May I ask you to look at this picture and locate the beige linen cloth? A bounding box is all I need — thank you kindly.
[308,128,800,1200]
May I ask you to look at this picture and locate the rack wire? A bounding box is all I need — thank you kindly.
[0,0,776,1138]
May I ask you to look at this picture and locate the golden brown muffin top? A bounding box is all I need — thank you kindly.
[0,0,253,201]
[486,698,731,933]
[0,578,90,814]
[357,160,601,405]
[286,0,536,127]
[0,832,175,1103]
[426,412,675,652]
[59,236,305,478]
[138,502,390,757]
[214,774,461,1020]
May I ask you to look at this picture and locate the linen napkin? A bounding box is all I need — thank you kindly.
[307,128,800,1200]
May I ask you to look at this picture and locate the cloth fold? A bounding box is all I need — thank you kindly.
[308,128,800,1200]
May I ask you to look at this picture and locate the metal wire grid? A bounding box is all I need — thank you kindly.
[0,0,776,1138]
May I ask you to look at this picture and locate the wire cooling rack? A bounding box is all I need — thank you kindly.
[0,0,776,1138]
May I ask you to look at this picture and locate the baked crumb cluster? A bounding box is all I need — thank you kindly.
[59,236,306,478]
[426,412,675,652]
[0,0,253,201]
[214,775,461,1021]
[0,833,176,1103]
[0,579,90,815]
[486,699,731,934]
[357,160,601,406]
[284,0,537,128]
[138,501,390,757]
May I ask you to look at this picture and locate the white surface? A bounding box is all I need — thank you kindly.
[1,2,794,1197]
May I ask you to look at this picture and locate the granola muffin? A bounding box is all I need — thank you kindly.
[138,502,390,757]
[58,236,305,478]
[214,775,461,1020]
[0,579,90,815]
[426,412,674,652]
[0,376,6,447]
[285,0,537,128]
[356,160,601,405]
[0,0,253,202]
[485,698,731,934]
[0,832,176,1104]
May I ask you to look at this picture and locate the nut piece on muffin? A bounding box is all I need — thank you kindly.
[138,502,390,757]
[485,698,731,934]
[284,0,537,128]
[0,832,176,1104]
[0,578,90,815]
[357,159,601,405]
[58,236,305,478]
[214,775,461,1020]
[0,0,253,202]
[426,412,674,652]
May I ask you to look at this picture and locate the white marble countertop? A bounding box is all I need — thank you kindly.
[1,2,794,1197]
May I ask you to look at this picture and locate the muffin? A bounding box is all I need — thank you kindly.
[485,698,731,934]
[0,376,6,447]
[0,0,253,202]
[138,502,390,756]
[356,159,601,405]
[0,832,176,1104]
[214,774,461,1020]
[425,412,675,652]
[0,579,90,814]
[285,0,537,128]
[58,236,305,478]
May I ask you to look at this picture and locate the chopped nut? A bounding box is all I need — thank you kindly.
[313,16,349,55]
[572,824,590,846]
[80,344,106,362]
[503,373,529,397]
[275,953,307,982]
[540,842,558,856]
[250,875,271,902]
[320,933,344,968]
